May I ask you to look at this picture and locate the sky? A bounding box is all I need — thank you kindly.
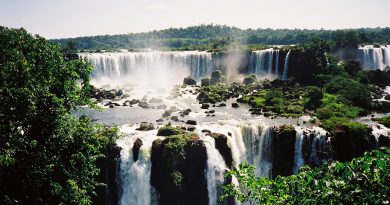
[0,0,389,39]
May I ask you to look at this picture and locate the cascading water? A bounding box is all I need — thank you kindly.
[358,45,390,70]
[292,127,329,174]
[116,125,160,205]
[249,49,280,78]
[79,51,214,88]
[282,51,291,81]
[201,135,228,205]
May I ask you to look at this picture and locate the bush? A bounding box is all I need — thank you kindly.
[304,86,323,110]
[210,70,225,85]
[201,77,210,87]
[222,147,390,204]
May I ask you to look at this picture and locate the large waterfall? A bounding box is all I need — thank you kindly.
[79,51,214,87]
[248,49,290,80]
[357,45,390,70]
[282,51,291,81]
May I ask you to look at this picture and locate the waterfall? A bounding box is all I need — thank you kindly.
[274,51,280,76]
[79,51,214,88]
[202,135,228,205]
[116,126,160,205]
[240,125,273,177]
[282,51,291,81]
[293,128,305,174]
[249,49,280,78]
[358,45,390,70]
[292,127,329,173]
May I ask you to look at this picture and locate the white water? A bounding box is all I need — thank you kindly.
[200,135,228,205]
[293,127,305,174]
[282,51,291,81]
[79,51,214,88]
[249,49,281,79]
[117,125,161,205]
[358,45,390,70]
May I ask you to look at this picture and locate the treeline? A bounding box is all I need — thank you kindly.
[52,24,390,51]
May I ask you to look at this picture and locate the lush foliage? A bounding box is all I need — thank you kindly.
[0,27,118,204]
[52,24,390,51]
[221,147,390,205]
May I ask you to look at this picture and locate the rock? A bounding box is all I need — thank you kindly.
[243,74,257,85]
[151,135,208,205]
[201,103,210,109]
[186,120,197,125]
[135,122,155,131]
[271,125,296,178]
[149,97,163,104]
[217,103,226,107]
[201,78,210,87]
[180,109,191,117]
[156,119,164,122]
[132,138,143,161]
[123,100,131,106]
[157,125,184,136]
[115,89,123,96]
[205,110,215,114]
[109,104,115,108]
[210,133,233,168]
[183,76,197,85]
[138,101,149,109]
[201,129,212,135]
[231,103,239,108]
[187,126,196,131]
[171,116,179,122]
[210,70,225,85]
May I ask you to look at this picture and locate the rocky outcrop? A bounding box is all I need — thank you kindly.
[132,138,143,162]
[210,133,233,168]
[151,134,208,205]
[271,125,296,178]
[93,145,121,205]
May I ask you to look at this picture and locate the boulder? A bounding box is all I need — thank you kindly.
[271,125,296,178]
[210,133,233,168]
[186,120,197,125]
[132,138,143,161]
[171,116,180,122]
[183,76,197,85]
[231,103,239,108]
[135,122,155,131]
[201,103,210,109]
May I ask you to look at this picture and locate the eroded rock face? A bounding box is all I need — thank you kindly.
[132,138,143,162]
[93,145,121,205]
[151,136,208,205]
[209,133,233,168]
[271,125,296,178]
[329,125,372,162]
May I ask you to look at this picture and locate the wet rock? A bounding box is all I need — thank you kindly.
[180,109,191,117]
[171,116,180,122]
[135,122,155,131]
[205,110,215,114]
[217,103,226,107]
[183,76,197,85]
[157,125,184,136]
[186,120,197,125]
[151,136,208,205]
[138,101,149,109]
[109,104,115,108]
[271,125,296,178]
[187,126,196,131]
[231,103,239,108]
[201,103,210,109]
[156,119,164,122]
[210,133,233,168]
[132,138,143,161]
[201,129,212,135]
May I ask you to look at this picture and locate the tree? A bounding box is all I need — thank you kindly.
[0,27,117,204]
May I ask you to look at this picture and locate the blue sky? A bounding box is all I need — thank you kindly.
[0,0,389,39]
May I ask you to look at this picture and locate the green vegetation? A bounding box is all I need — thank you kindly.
[157,124,185,136]
[221,147,390,204]
[52,24,390,51]
[197,83,230,104]
[0,27,118,204]
[373,116,390,128]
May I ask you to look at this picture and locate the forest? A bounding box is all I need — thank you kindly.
[53,24,390,51]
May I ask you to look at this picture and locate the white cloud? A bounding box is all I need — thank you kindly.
[144,4,168,10]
